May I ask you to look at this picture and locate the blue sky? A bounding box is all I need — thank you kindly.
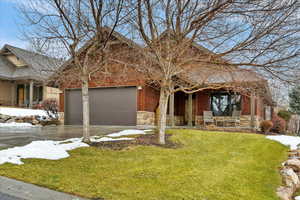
[0,0,27,48]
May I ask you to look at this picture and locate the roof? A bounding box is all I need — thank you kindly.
[184,67,263,84]
[0,44,62,81]
[47,27,274,104]
[47,26,143,86]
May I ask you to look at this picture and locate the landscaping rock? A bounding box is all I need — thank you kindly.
[281,167,300,189]
[285,159,300,172]
[5,118,15,123]
[276,186,293,200]
[289,150,300,159]
[23,116,34,123]
[31,119,39,125]
[0,114,45,126]
[15,119,24,123]
[0,114,10,121]
[40,120,61,126]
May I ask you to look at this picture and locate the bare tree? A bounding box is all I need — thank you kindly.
[125,0,300,144]
[19,0,127,142]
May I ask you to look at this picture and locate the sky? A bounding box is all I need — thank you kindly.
[0,0,27,48]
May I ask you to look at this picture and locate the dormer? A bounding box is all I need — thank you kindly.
[2,49,27,68]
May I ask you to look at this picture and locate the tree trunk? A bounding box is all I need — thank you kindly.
[158,87,170,145]
[82,74,90,143]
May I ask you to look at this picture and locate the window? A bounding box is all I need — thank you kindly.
[211,93,241,116]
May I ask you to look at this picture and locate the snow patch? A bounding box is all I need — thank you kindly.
[0,138,89,165]
[90,136,134,142]
[0,129,151,165]
[266,135,300,150]
[107,129,147,137]
[0,122,36,127]
[295,196,300,200]
[144,129,154,132]
[0,107,47,117]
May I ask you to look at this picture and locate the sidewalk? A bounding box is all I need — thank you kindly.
[0,176,88,200]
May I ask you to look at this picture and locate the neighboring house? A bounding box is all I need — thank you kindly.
[49,30,275,129]
[0,44,62,108]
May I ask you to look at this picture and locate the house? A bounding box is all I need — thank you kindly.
[0,44,62,108]
[49,30,275,129]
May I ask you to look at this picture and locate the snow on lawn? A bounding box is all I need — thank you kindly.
[0,107,47,117]
[90,136,134,142]
[107,129,149,137]
[0,129,151,165]
[0,129,148,165]
[0,138,89,165]
[266,135,300,150]
[0,122,36,127]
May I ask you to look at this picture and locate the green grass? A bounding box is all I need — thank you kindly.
[0,130,287,200]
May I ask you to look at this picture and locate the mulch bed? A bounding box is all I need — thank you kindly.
[90,133,181,150]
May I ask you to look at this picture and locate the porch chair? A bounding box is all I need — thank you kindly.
[226,110,241,127]
[203,111,214,127]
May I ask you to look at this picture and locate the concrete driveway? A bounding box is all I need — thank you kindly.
[0,125,139,149]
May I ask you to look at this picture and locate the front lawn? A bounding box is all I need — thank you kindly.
[0,130,287,200]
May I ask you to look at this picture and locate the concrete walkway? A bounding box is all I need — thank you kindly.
[0,176,88,200]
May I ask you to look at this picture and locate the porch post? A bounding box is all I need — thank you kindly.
[10,81,16,106]
[169,93,175,127]
[188,93,193,126]
[24,83,27,107]
[250,92,255,130]
[29,80,34,108]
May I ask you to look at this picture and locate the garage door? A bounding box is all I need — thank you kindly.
[65,87,137,125]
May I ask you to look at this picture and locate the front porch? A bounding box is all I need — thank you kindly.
[137,89,273,130]
[168,90,272,129]
[0,80,44,108]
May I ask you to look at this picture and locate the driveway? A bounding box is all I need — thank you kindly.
[0,125,140,149]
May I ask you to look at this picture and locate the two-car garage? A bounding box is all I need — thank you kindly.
[64,87,137,126]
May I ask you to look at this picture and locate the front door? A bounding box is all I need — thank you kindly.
[18,87,24,106]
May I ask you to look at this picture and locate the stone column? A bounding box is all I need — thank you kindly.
[169,93,175,127]
[29,80,34,108]
[188,93,193,126]
[250,92,255,129]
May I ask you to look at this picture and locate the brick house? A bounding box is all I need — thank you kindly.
[49,30,275,129]
[0,44,62,108]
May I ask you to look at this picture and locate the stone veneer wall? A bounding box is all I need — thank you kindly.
[195,115,262,129]
[137,111,156,126]
[59,112,65,124]
[166,115,185,126]
[137,111,185,126]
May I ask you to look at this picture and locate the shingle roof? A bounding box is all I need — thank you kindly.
[184,67,264,84]
[46,28,273,104]
[0,55,15,79]
[0,44,62,81]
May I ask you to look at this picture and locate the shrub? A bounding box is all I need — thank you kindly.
[41,99,59,120]
[277,110,292,122]
[271,115,286,134]
[260,120,273,134]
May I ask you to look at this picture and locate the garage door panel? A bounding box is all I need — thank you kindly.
[65,87,137,125]
[65,90,82,125]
